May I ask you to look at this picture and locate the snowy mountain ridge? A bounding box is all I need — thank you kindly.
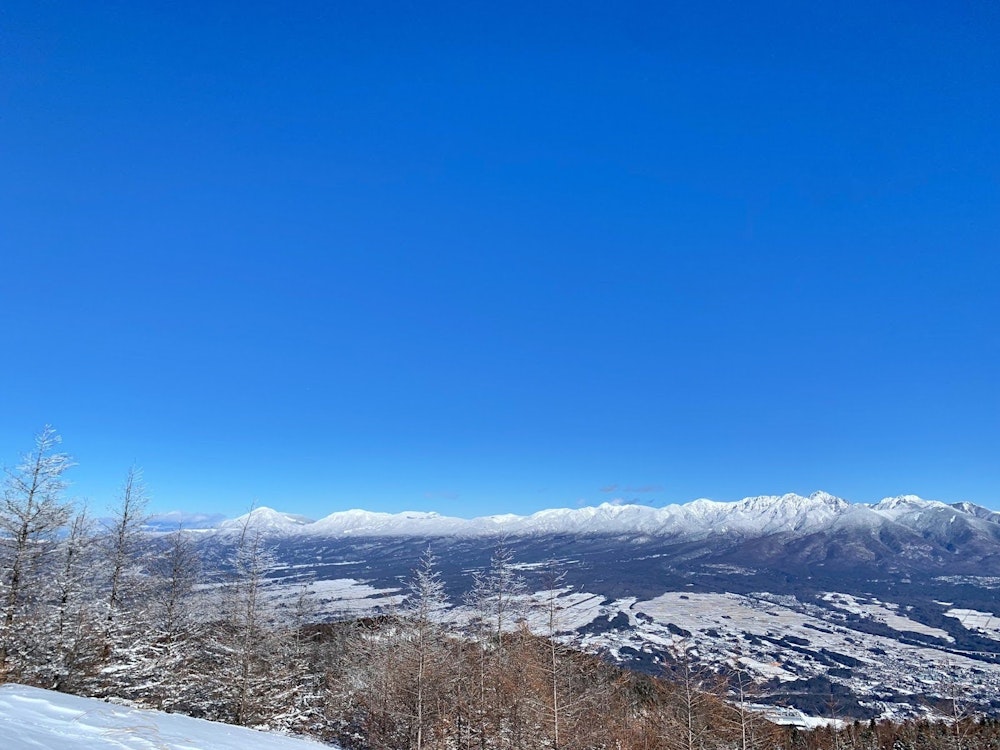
[210,492,999,541]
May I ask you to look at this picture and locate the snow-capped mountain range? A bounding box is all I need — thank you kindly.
[207,492,1000,542]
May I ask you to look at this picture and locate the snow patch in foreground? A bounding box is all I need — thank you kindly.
[0,684,333,750]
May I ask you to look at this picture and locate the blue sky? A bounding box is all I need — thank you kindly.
[2,2,998,518]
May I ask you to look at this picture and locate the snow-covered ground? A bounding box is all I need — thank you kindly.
[945,608,1000,640]
[267,577,404,615]
[521,589,610,633]
[258,572,1000,719]
[547,589,1000,719]
[820,592,954,641]
[0,684,334,750]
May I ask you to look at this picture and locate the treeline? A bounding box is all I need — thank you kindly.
[2,428,997,750]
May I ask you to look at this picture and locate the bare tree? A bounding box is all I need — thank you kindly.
[270,579,327,735]
[662,645,716,750]
[466,537,528,749]
[533,564,570,750]
[44,506,99,690]
[215,509,281,727]
[130,524,204,710]
[936,658,976,750]
[468,537,527,654]
[100,465,150,662]
[726,653,771,750]
[157,525,202,648]
[405,548,450,750]
[0,426,75,678]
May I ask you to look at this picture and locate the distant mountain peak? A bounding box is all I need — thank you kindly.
[809,490,850,506]
[876,494,930,507]
[951,501,1000,523]
[871,495,945,517]
[218,506,315,533]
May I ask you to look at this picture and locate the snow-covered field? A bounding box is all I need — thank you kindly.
[256,572,1000,719]
[820,592,954,641]
[268,577,404,615]
[622,591,964,673]
[521,589,610,633]
[0,685,333,750]
[945,608,1000,640]
[544,589,1000,719]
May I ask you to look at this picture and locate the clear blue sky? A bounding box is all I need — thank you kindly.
[2,2,998,518]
